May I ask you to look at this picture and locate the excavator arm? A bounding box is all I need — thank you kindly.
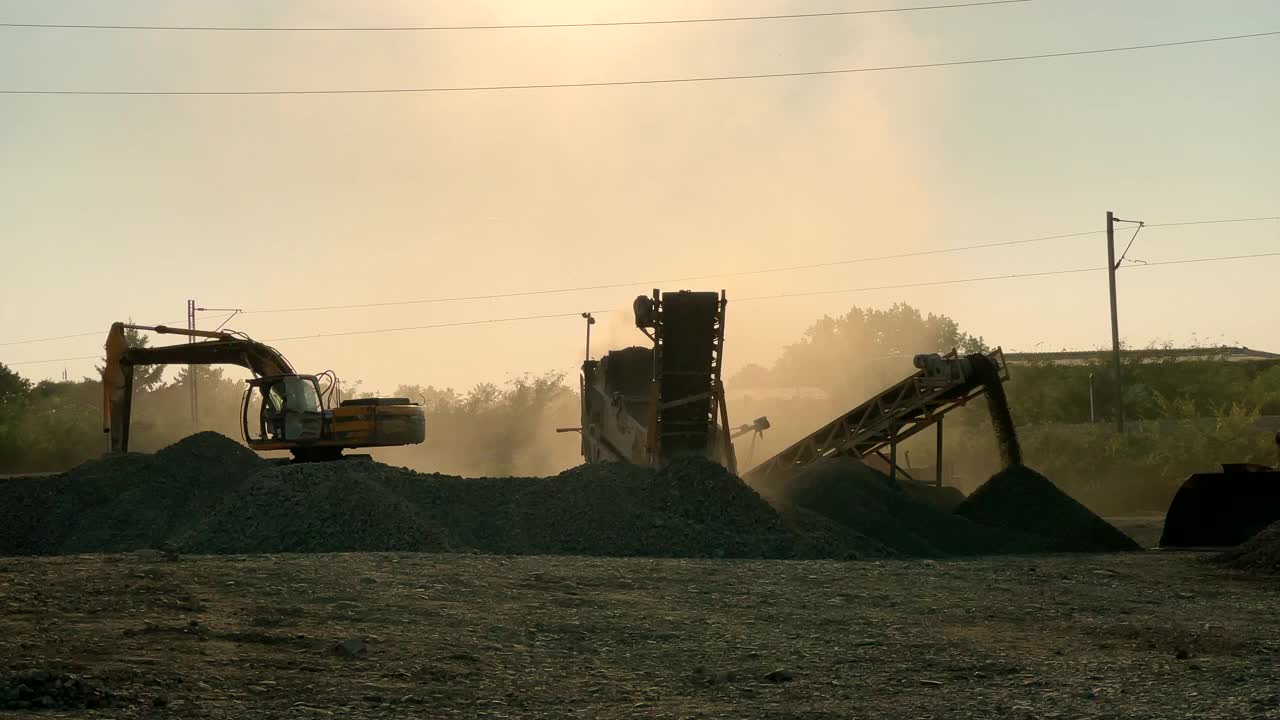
[102,322,295,453]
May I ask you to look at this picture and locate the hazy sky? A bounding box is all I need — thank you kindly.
[3,0,1278,394]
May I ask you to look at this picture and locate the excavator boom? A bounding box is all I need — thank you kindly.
[104,322,297,452]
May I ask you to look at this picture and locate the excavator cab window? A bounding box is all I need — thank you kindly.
[248,375,324,443]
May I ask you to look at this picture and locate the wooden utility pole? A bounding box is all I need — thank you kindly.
[1106,212,1124,433]
[187,299,198,432]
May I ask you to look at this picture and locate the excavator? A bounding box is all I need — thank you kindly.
[559,290,767,474]
[102,322,425,462]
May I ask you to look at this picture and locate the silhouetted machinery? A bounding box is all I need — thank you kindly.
[102,322,425,461]
[743,350,1011,488]
[1159,434,1280,548]
[559,290,762,473]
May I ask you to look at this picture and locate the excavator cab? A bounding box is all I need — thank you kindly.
[243,375,325,444]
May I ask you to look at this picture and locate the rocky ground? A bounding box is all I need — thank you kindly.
[2,550,1277,719]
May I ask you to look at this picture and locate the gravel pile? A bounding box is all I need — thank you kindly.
[179,461,446,555]
[765,457,1056,557]
[0,431,1137,560]
[0,432,266,555]
[0,433,884,559]
[181,457,860,559]
[955,465,1140,552]
[939,357,1135,553]
[495,458,801,558]
[0,671,116,711]
[1217,521,1280,574]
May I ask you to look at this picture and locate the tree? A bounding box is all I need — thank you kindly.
[0,362,31,408]
[731,303,986,407]
[0,363,32,467]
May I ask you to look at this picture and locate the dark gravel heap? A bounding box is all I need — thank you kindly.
[179,461,445,555]
[0,432,1137,560]
[935,357,1134,553]
[493,457,800,558]
[900,482,966,512]
[0,434,888,559]
[0,671,116,711]
[769,457,1055,557]
[180,456,871,559]
[955,465,1140,552]
[1217,521,1280,573]
[0,432,266,555]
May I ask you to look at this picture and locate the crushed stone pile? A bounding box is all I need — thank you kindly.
[0,671,116,711]
[0,434,886,559]
[900,482,966,513]
[0,431,1137,560]
[0,432,266,555]
[1217,521,1280,574]
[179,461,443,555]
[181,456,885,559]
[937,360,1135,553]
[492,458,799,558]
[763,457,1057,557]
[955,465,1140,552]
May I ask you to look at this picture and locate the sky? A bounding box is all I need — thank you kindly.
[2,0,1279,395]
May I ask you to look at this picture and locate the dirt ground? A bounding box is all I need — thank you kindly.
[2,550,1278,719]
[1105,516,1167,549]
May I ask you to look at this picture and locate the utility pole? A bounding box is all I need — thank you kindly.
[187,299,198,432]
[581,312,595,362]
[1105,212,1123,433]
[1105,211,1145,433]
[1088,372,1096,423]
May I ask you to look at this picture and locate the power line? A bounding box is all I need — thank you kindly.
[1145,215,1280,229]
[3,213,1276,348]
[735,265,1104,303]
[6,354,100,367]
[0,313,232,348]
[0,330,102,347]
[203,250,1280,342]
[237,228,1103,316]
[7,248,1280,365]
[1124,250,1280,270]
[4,30,1277,96]
[264,311,600,342]
[0,0,1031,32]
[216,217,1280,315]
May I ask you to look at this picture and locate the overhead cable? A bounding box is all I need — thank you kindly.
[0,1,1031,32]
[4,31,1277,96]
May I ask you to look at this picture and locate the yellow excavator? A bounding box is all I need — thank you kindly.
[102,322,425,462]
